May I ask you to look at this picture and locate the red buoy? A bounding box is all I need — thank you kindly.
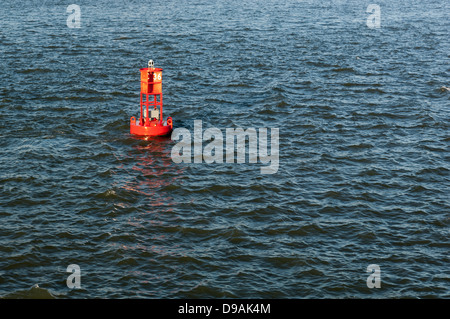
[130,60,173,137]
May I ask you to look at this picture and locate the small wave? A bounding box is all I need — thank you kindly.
[257,108,277,115]
[408,185,431,193]
[357,168,382,176]
[1,284,59,299]
[417,167,448,176]
[331,67,355,73]
[113,36,136,41]
[365,88,385,94]
[342,82,382,87]
[226,82,253,88]
[17,68,53,74]
[348,143,374,149]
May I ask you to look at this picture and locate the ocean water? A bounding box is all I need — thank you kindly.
[0,0,448,298]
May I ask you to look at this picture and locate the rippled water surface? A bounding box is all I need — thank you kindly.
[0,0,449,298]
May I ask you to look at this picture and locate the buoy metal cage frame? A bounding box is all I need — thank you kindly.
[130,60,173,136]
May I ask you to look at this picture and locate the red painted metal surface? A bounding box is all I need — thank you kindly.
[130,61,173,137]
[130,117,173,137]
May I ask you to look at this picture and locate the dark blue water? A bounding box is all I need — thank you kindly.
[0,0,449,298]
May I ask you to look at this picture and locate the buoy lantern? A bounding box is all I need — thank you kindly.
[130,60,173,136]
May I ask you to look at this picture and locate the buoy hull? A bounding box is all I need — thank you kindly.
[130,117,173,137]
